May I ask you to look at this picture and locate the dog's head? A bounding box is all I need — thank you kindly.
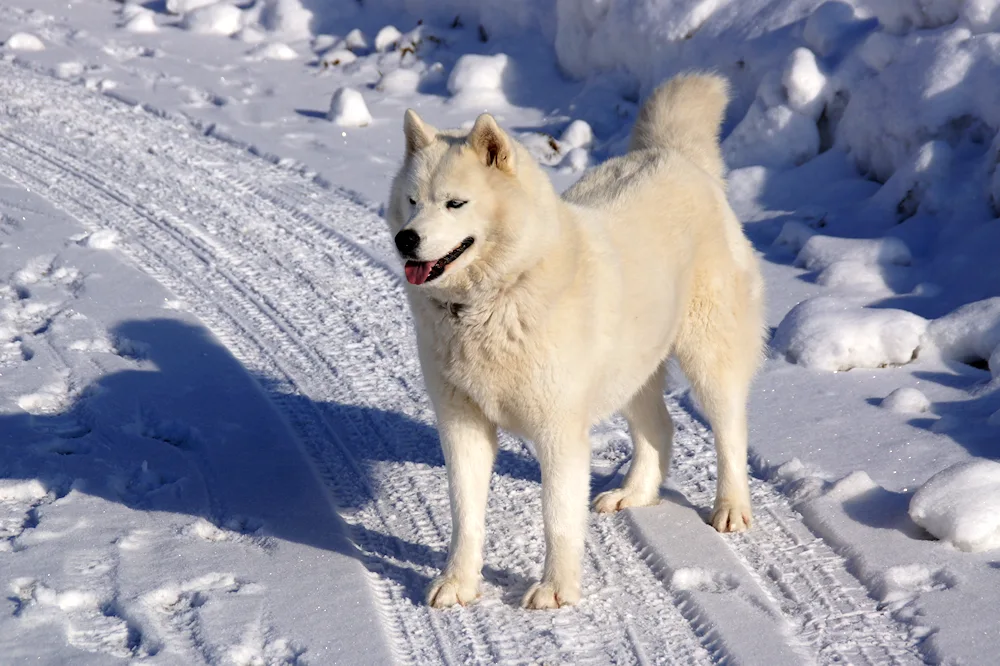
[386,109,556,295]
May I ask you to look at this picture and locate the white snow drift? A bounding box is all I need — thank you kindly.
[910,460,1000,552]
[772,297,927,371]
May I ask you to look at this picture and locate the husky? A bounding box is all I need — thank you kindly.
[385,73,765,609]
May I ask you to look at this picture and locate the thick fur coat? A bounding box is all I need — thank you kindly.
[385,73,765,609]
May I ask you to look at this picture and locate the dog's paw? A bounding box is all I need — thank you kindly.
[710,499,753,533]
[592,487,660,513]
[426,573,480,608]
[521,580,581,610]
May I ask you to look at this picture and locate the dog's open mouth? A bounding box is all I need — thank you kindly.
[404,237,475,285]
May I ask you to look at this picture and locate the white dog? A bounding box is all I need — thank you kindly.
[386,73,765,610]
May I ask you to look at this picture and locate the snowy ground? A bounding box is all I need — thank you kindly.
[0,0,998,664]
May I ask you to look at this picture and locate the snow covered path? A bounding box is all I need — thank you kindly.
[0,61,922,664]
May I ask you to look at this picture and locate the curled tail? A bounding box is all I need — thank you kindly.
[629,72,730,180]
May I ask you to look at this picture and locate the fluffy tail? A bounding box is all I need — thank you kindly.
[629,72,730,180]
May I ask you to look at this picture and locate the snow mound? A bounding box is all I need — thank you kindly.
[723,102,819,169]
[343,28,367,52]
[165,0,217,14]
[871,0,962,34]
[923,298,1000,370]
[804,1,860,56]
[182,4,243,37]
[795,235,911,272]
[782,48,827,119]
[375,68,421,95]
[773,220,818,253]
[246,42,297,61]
[560,120,594,150]
[327,87,371,127]
[122,10,158,34]
[3,32,45,51]
[910,460,1000,552]
[374,25,402,52]
[235,26,267,44]
[962,0,1000,33]
[877,564,958,611]
[447,53,510,105]
[772,297,927,371]
[0,479,48,502]
[881,387,931,413]
[254,0,313,42]
[857,31,902,72]
[319,48,356,68]
[561,147,590,172]
[815,260,907,292]
[84,229,120,249]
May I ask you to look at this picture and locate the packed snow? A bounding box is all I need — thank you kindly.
[0,0,998,662]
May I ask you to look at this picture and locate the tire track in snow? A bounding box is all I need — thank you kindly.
[0,62,922,665]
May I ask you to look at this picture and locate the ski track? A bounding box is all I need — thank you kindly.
[0,61,923,665]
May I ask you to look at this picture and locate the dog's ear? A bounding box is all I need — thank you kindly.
[467,114,515,174]
[403,109,436,155]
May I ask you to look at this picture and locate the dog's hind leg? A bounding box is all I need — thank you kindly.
[674,276,763,533]
[426,392,498,608]
[593,365,673,513]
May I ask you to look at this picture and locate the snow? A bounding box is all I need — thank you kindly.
[3,31,43,50]
[181,3,243,37]
[910,460,1000,552]
[723,102,820,169]
[881,387,932,413]
[253,0,313,43]
[121,8,157,34]
[165,0,217,15]
[803,1,860,56]
[559,119,594,149]
[326,86,372,126]
[343,28,367,51]
[245,41,297,61]
[782,48,827,119]
[923,297,1000,366]
[963,0,1000,33]
[772,297,928,371]
[0,0,997,661]
[319,47,357,68]
[376,67,421,95]
[373,25,402,52]
[446,53,510,105]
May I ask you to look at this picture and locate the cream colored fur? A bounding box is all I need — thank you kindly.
[385,73,765,610]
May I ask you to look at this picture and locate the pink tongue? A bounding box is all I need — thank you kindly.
[405,261,433,285]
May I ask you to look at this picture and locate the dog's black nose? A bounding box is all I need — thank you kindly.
[395,229,420,256]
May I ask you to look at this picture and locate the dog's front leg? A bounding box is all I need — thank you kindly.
[426,393,498,608]
[522,427,590,609]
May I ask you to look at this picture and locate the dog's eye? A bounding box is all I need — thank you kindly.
[407,197,417,206]
[446,200,467,210]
